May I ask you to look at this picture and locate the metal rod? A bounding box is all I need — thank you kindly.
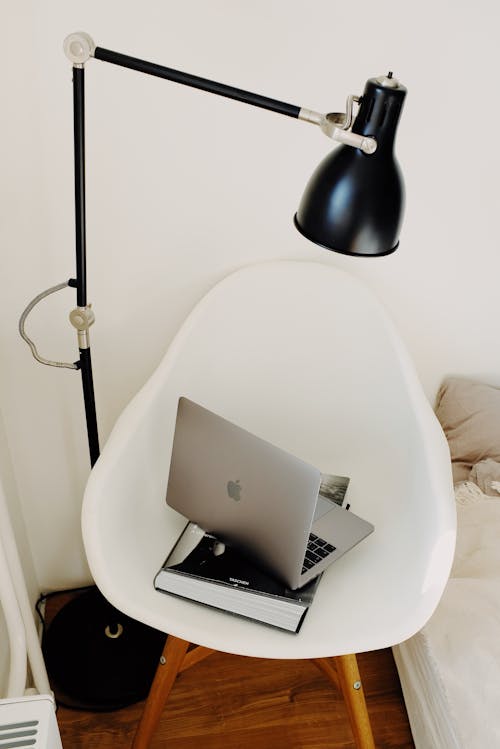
[79,347,100,466]
[94,46,302,119]
[73,67,87,308]
[72,65,100,465]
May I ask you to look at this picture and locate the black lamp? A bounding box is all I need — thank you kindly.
[295,73,406,255]
[20,33,406,710]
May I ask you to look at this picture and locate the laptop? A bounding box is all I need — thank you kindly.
[165,397,374,590]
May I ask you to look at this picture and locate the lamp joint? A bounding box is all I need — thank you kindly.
[64,32,96,66]
[69,305,95,350]
[299,94,377,155]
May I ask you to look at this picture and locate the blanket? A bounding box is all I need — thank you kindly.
[418,483,500,748]
[468,458,500,497]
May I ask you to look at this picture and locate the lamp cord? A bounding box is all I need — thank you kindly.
[19,282,79,370]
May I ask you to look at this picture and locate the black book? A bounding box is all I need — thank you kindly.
[154,522,322,633]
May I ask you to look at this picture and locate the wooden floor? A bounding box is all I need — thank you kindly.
[54,646,414,748]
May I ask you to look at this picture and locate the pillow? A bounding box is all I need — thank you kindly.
[435,377,500,483]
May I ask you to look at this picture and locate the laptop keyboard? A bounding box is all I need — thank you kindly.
[301,532,336,575]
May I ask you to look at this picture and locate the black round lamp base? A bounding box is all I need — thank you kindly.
[42,587,166,711]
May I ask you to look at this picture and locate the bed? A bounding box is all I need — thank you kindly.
[393,377,500,748]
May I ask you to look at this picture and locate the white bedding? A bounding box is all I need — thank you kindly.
[394,486,500,749]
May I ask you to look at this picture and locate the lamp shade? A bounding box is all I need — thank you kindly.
[295,76,407,256]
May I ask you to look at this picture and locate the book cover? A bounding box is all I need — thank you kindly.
[154,523,322,632]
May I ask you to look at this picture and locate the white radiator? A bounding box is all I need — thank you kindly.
[0,695,62,748]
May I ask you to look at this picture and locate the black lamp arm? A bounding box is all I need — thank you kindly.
[64,32,376,154]
[94,46,302,119]
[73,67,87,309]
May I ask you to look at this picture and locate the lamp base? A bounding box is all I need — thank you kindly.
[42,587,166,711]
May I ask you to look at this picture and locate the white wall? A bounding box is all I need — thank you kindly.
[2,0,498,590]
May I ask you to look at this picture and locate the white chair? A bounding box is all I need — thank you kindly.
[82,260,456,748]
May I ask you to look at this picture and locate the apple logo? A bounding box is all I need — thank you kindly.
[226,479,242,501]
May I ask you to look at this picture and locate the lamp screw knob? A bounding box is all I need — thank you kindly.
[64,32,96,65]
[69,306,95,331]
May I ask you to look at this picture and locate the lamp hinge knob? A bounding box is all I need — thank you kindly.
[69,305,95,349]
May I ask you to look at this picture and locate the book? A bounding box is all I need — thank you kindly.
[154,522,322,633]
[318,473,350,508]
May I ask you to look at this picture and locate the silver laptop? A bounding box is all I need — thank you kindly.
[166,397,374,590]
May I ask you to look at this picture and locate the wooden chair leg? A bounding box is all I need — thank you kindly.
[310,657,339,691]
[334,653,375,749]
[132,641,373,749]
[131,635,190,749]
[179,645,216,673]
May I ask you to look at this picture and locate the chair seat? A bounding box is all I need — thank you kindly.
[82,260,456,659]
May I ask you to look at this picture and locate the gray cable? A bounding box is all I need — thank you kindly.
[19,282,78,370]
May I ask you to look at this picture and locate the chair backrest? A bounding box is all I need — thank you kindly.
[84,261,456,656]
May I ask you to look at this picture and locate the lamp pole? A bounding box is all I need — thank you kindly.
[70,64,100,466]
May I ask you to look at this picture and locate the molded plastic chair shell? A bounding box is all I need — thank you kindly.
[82,261,456,659]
